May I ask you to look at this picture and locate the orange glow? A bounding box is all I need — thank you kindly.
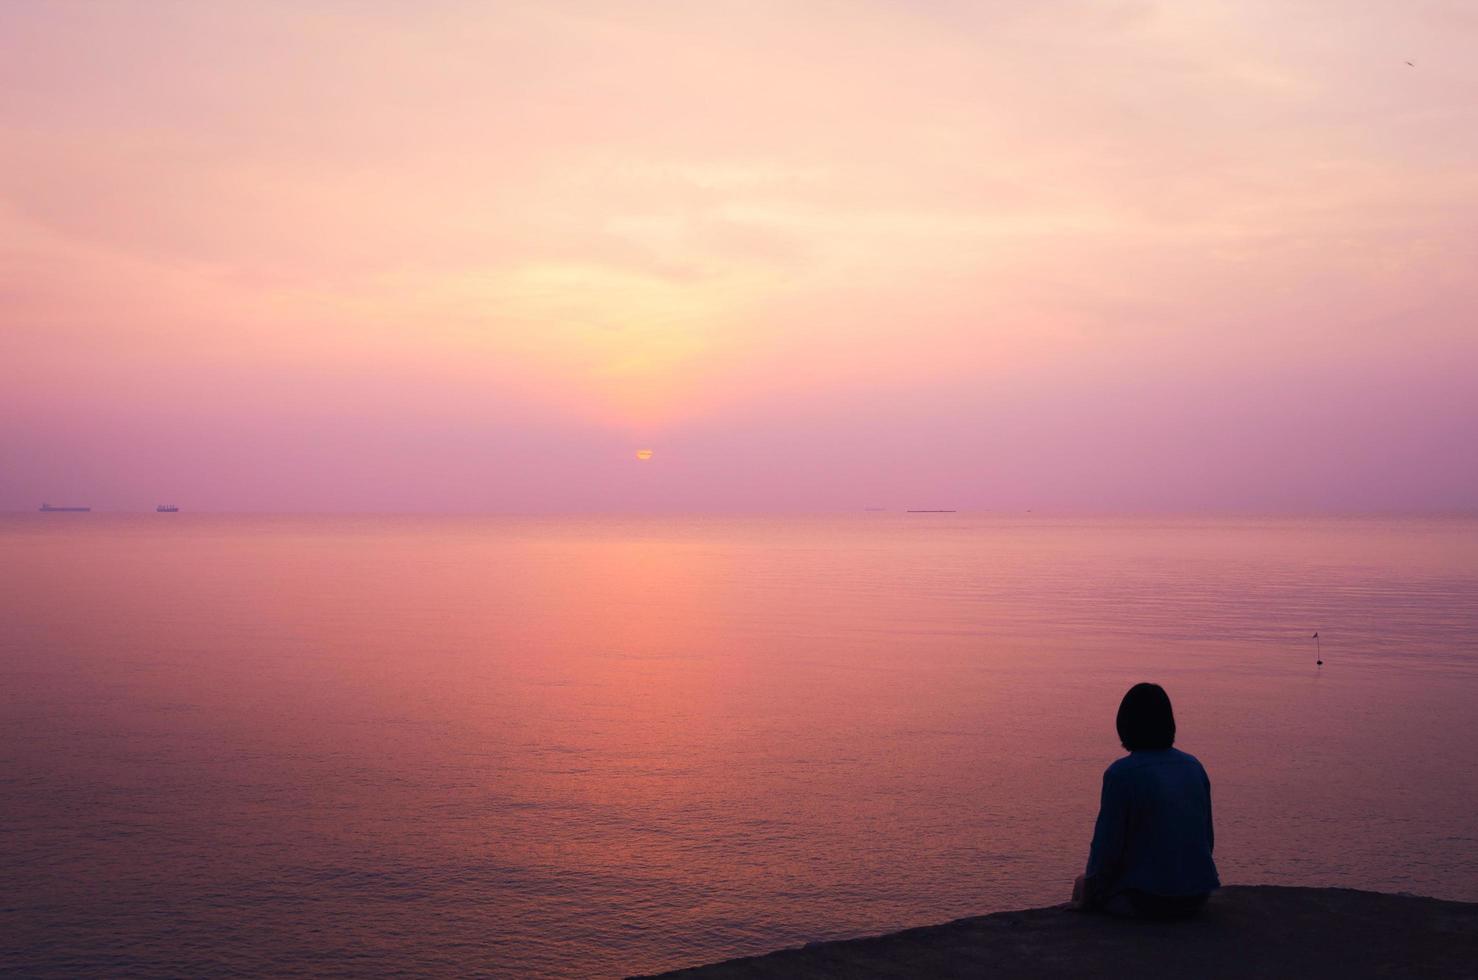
[635,449,654,461]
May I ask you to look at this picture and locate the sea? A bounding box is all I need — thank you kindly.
[2,514,1476,977]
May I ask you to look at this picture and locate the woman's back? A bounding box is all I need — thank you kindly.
[1087,748,1219,898]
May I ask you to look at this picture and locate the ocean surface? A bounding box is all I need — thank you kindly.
[3,514,1476,977]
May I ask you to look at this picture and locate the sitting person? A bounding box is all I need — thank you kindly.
[1072,682,1219,918]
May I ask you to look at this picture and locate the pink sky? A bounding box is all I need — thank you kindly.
[3,1,1476,512]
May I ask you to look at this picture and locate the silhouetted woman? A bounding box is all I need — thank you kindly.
[1072,683,1219,917]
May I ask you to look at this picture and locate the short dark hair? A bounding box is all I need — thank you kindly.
[1116,682,1176,751]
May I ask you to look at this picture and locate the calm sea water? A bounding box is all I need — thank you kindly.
[2,514,1476,977]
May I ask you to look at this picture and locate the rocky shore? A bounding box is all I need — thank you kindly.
[633,886,1478,979]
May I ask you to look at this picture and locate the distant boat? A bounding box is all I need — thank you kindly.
[39,503,90,512]
[156,504,180,513]
[906,509,957,513]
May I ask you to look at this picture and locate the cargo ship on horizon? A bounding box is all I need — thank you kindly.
[39,503,90,512]
[156,504,179,513]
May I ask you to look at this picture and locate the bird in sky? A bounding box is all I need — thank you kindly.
[1406,60,1415,66]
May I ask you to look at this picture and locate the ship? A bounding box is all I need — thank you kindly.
[156,504,180,513]
[39,503,90,512]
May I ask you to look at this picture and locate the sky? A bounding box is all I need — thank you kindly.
[2,0,1476,512]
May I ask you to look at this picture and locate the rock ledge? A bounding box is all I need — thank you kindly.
[632,886,1478,979]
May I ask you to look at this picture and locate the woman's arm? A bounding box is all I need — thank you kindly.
[1205,772,1215,854]
[1084,769,1130,905]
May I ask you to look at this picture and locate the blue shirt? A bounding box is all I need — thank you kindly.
[1086,748,1220,899]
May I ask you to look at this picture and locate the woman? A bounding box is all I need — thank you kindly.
[1072,682,1219,917]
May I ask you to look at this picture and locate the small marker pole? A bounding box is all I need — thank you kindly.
[1314,632,1322,667]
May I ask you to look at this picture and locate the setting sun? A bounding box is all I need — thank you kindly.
[635,449,654,461]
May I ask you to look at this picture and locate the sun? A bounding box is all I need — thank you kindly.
[635,449,654,461]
